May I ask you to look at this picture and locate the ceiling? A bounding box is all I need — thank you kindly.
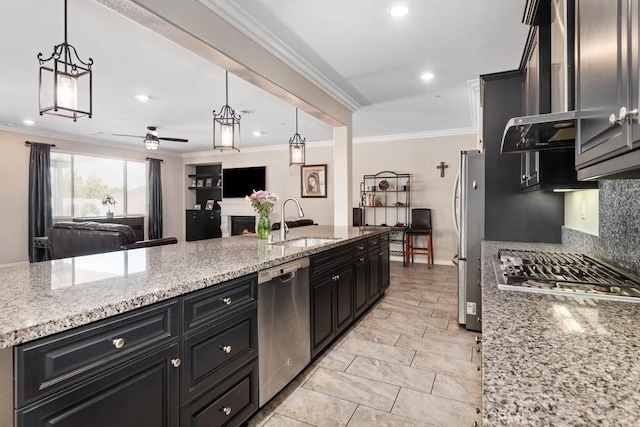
[0,0,529,154]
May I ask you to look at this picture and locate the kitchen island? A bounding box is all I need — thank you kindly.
[482,240,640,426]
[0,226,389,427]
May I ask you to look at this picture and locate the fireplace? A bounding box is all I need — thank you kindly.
[230,216,256,236]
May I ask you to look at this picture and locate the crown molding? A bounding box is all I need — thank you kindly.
[197,0,362,112]
[467,78,481,131]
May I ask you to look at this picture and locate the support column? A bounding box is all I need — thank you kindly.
[333,125,352,226]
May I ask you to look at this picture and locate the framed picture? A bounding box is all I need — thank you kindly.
[301,164,327,198]
[216,178,222,187]
[205,199,214,210]
[193,204,201,210]
[205,178,213,187]
[196,179,204,188]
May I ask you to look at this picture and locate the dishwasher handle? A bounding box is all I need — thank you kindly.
[276,271,297,283]
[257,257,310,284]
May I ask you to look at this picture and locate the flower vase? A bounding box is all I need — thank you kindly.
[106,211,114,219]
[257,214,271,239]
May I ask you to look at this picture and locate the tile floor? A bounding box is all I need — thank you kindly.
[248,262,482,427]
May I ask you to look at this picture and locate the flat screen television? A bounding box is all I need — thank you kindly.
[222,166,266,198]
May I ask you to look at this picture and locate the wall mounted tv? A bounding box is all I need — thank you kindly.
[222,166,266,198]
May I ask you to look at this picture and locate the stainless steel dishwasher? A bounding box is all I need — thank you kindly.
[257,257,310,407]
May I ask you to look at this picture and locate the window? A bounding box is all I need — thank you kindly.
[50,152,146,218]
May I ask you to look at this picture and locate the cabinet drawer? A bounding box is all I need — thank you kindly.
[181,306,257,405]
[180,360,258,427]
[379,233,390,244]
[16,300,179,407]
[182,274,257,334]
[353,239,367,257]
[368,235,380,250]
[310,245,352,277]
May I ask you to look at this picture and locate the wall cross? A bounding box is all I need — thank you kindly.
[437,161,449,177]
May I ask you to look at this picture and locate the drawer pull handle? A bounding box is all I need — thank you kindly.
[171,358,181,368]
[222,297,232,305]
[222,345,232,354]
[357,245,364,250]
[359,258,365,262]
[222,406,232,416]
[112,338,125,349]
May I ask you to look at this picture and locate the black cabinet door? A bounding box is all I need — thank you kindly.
[380,245,390,291]
[310,275,335,356]
[186,210,202,242]
[203,211,222,239]
[576,0,629,168]
[353,256,368,317]
[335,264,353,334]
[186,211,221,241]
[367,250,380,301]
[17,343,179,427]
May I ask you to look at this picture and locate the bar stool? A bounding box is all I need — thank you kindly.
[404,208,433,267]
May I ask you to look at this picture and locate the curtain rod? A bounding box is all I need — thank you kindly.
[25,141,56,147]
[146,157,163,162]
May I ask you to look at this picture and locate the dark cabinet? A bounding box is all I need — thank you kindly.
[353,255,368,317]
[309,244,356,357]
[310,275,334,356]
[14,274,259,427]
[576,0,640,179]
[17,343,179,427]
[186,210,221,241]
[367,249,380,301]
[335,263,354,334]
[380,243,390,291]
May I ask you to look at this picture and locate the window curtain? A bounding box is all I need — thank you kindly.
[148,158,163,239]
[28,142,53,262]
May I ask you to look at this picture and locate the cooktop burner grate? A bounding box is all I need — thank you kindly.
[495,249,640,300]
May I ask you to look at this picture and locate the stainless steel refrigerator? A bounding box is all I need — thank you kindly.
[452,150,484,332]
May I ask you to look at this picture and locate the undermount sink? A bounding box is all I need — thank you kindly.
[270,237,339,248]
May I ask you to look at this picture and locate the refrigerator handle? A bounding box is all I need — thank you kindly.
[452,169,460,238]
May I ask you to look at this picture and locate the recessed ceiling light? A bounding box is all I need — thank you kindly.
[134,94,150,102]
[23,119,35,125]
[253,131,262,137]
[389,5,409,17]
[421,72,435,81]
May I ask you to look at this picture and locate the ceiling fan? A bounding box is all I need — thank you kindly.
[113,126,188,150]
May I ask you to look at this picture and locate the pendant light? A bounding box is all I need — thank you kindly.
[37,0,93,121]
[289,108,306,166]
[213,71,241,152]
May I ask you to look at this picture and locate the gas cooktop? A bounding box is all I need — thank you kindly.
[494,249,640,303]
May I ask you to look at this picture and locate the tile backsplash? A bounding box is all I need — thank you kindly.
[562,179,640,276]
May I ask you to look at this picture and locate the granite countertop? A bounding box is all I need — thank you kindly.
[0,226,385,349]
[481,240,640,426]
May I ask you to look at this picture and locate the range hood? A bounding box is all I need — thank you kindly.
[500,110,576,154]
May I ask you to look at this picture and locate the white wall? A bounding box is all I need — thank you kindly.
[564,189,599,236]
[0,130,183,265]
[182,145,335,225]
[352,133,477,264]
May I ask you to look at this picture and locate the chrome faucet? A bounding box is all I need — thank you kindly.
[279,197,305,241]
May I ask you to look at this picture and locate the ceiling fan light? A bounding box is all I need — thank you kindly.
[144,138,159,150]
